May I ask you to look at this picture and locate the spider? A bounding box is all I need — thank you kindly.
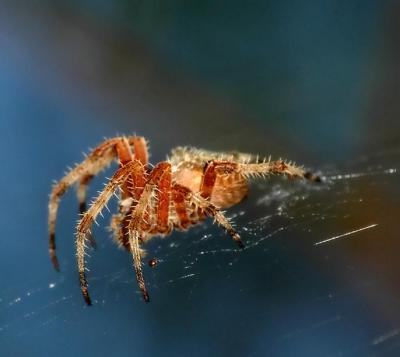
[48,136,320,305]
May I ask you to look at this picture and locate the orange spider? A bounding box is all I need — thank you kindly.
[48,136,320,305]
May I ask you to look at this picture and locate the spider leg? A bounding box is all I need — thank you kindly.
[79,137,141,249]
[195,159,320,249]
[200,161,239,199]
[198,160,249,214]
[120,211,135,250]
[76,175,99,249]
[117,163,148,248]
[109,158,151,251]
[190,192,244,249]
[127,184,155,302]
[114,136,150,247]
[110,213,123,246]
[149,162,172,234]
[237,160,321,182]
[199,160,320,202]
[75,136,144,214]
[110,203,145,251]
[49,136,148,270]
[169,146,253,167]
[128,136,149,166]
[109,212,132,250]
[77,175,94,214]
[125,162,172,302]
[111,205,138,251]
[172,184,191,229]
[49,138,120,270]
[76,160,145,305]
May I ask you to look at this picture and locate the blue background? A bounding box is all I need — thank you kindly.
[1,1,400,356]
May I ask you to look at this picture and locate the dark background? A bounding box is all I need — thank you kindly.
[1,1,399,356]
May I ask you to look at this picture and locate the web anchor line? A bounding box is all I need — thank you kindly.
[314,224,378,246]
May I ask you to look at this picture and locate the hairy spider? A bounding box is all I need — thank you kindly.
[48,136,320,305]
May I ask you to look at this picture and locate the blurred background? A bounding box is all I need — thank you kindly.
[0,1,399,356]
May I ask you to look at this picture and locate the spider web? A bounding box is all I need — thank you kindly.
[1,148,399,356]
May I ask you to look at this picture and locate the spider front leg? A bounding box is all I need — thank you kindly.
[76,160,145,305]
[49,136,149,271]
[114,136,150,249]
[171,184,192,229]
[126,162,172,302]
[49,138,120,270]
[76,175,99,249]
[127,184,155,303]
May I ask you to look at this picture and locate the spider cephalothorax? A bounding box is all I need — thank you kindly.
[48,136,320,305]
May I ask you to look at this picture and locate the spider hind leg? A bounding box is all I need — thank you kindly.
[191,192,245,249]
[238,159,321,182]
